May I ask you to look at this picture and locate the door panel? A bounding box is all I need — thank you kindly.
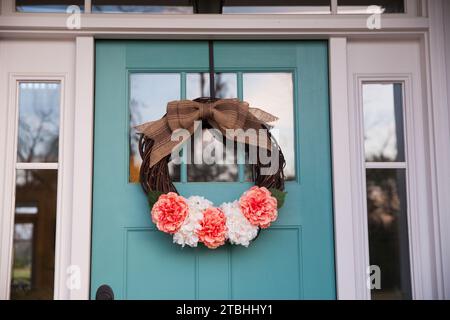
[91,41,335,299]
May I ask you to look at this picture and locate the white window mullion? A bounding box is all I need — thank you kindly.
[1,0,14,15]
[365,162,407,169]
[330,0,338,14]
[16,163,59,170]
[85,0,92,13]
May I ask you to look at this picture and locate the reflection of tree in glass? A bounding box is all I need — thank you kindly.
[197,73,231,99]
[129,97,180,183]
[18,101,59,162]
[11,170,57,300]
[17,83,60,163]
[366,169,411,300]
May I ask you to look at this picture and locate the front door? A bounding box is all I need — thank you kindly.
[91,40,335,299]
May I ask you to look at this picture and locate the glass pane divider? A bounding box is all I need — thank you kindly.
[180,72,188,183]
[237,72,246,183]
[365,162,406,169]
[16,163,59,170]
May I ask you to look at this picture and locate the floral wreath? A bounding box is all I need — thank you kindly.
[136,98,287,249]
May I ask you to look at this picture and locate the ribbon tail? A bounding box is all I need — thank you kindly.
[249,108,279,123]
[135,117,169,139]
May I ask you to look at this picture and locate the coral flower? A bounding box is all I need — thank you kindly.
[196,207,228,249]
[239,186,278,228]
[151,192,189,234]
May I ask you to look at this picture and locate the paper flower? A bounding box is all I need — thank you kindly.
[239,186,278,228]
[196,207,228,249]
[173,196,212,247]
[151,192,188,234]
[221,201,258,247]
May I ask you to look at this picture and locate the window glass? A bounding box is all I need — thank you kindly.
[366,169,412,300]
[16,0,84,12]
[186,73,237,100]
[338,0,405,14]
[92,0,193,13]
[187,129,239,182]
[17,82,61,163]
[243,72,296,180]
[11,170,58,300]
[186,73,238,182]
[223,0,331,14]
[362,81,411,300]
[129,73,181,183]
[363,83,405,162]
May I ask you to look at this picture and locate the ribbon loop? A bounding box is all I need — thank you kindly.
[135,99,277,167]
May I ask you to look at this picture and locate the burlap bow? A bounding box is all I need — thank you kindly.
[135,99,278,167]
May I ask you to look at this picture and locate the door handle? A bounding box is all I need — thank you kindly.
[95,284,114,300]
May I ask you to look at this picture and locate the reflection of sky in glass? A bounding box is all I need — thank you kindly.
[17,82,60,163]
[243,73,296,180]
[129,73,180,182]
[363,84,404,162]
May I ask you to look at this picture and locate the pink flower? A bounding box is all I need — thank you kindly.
[151,192,188,234]
[239,186,278,228]
[196,207,227,249]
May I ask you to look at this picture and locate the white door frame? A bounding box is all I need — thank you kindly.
[0,0,448,300]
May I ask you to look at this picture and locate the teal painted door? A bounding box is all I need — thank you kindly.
[91,41,335,299]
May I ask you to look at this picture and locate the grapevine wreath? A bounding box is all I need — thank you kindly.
[136,97,287,249]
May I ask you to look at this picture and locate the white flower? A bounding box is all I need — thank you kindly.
[173,196,213,247]
[221,201,258,247]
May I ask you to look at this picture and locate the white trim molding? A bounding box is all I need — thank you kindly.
[68,37,95,300]
[345,38,447,300]
[0,40,77,300]
[426,0,450,300]
[0,0,428,39]
[0,73,68,300]
[329,37,358,300]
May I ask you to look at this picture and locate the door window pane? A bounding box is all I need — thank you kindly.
[16,0,84,12]
[363,83,405,162]
[129,73,181,183]
[338,0,404,14]
[11,170,58,300]
[223,0,331,14]
[186,73,238,182]
[243,72,296,180]
[366,169,412,300]
[187,129,239,182]
[17,82,61,163]
[92,0,193,13]
[186,73,237,100]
